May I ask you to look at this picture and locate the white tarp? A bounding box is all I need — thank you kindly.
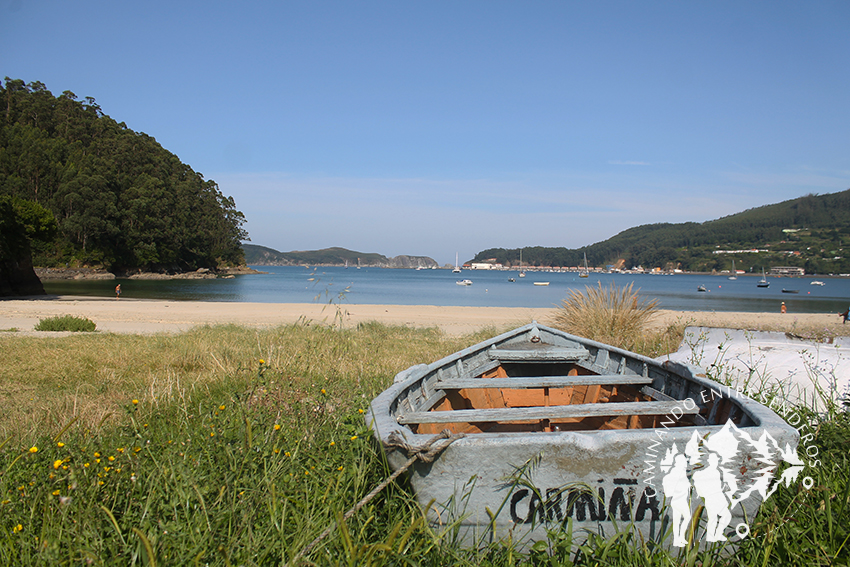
[659,327,850,410]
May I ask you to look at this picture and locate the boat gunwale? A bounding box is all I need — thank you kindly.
[369,323,785,447]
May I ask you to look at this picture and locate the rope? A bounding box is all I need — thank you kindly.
[287,430,465,566]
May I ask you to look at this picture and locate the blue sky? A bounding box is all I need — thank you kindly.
[3,1,848,265]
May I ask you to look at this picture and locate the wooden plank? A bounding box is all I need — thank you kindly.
[397,400,700,425]
[641,385,674,402]
[488,348,589,361]
[436,375,653,390]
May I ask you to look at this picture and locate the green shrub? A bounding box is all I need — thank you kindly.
[34,315,97,332]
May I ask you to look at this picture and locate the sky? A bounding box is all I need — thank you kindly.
[2,1,849,265]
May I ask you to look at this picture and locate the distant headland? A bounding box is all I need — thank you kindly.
[242,244,441,269]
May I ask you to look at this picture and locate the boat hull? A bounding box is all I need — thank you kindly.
[368,323,799,549]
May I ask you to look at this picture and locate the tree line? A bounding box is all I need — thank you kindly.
[0,78,247,272]
[472,190,850,274]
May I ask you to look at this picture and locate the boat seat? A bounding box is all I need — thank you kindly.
[396,400,698,425]
[435,375,653,390]
[488,347,590,361]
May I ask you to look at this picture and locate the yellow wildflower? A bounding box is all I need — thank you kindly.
[358,408,365,414]
[13,524,22,533]
[321,388,327,395]
[284,451,291,457]
[218,405,225,411]
[329,441,335,446]
[53,459,63,470]
[273,424,281,431]
[94,452,100,458]
[84,463,90,468]
[57,442,65,448]
[350,435,358,441]
[28,446,38,454]
[52,490,60,496]
[259,359,265,365]
[338,466,344,471]
[132,399,139,405]
[108,456,115,462]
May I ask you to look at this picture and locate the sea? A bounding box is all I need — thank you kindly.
[41,266,850,314]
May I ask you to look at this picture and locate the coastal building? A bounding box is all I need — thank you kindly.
[770,266,805,276]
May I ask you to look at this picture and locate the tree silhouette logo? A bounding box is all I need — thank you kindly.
[659,419,805,547]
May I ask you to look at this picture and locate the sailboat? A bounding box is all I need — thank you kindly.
[453,252,462,273]
[579,252,589,278]
[518,249,526,277]
[728,260,737,280]
[757,268,770,288]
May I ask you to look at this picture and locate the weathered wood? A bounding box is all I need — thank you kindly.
[640,385,675,402]
[436,375,653,390]
[397,401,699,425]
[488,347,589,361]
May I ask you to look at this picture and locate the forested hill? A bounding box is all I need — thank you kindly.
[472,190,850,274]
[0,78,247,272]
[243,244,439,268]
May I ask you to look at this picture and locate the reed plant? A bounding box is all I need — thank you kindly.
[0,322,846,565]
[549,281,684,356]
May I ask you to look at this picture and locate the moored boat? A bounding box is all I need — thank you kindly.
[368,323,799,549]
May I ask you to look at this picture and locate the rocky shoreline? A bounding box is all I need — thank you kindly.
[35,266,264,281]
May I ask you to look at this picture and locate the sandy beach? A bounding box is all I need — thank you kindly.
[1,295,847,337]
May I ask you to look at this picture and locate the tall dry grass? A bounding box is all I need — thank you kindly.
[0,322,485,443]
[548,281,684,356]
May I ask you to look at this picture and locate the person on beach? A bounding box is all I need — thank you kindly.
[841,306,849,324]
[780,301,786,314]
[115,284,121,300]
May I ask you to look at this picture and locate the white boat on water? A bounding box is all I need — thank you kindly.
[728,260,737,280]
[533,281,549,286]
[456,279,472,286]
[579,252,589,278]
[453,252,462,273]
[757,268,769,288]
[811,281,825,286]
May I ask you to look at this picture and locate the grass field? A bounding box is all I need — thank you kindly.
[0,317,847,566]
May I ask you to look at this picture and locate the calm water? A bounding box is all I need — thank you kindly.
[40,266,850,314]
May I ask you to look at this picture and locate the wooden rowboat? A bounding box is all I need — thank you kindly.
[368,323,799,549]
